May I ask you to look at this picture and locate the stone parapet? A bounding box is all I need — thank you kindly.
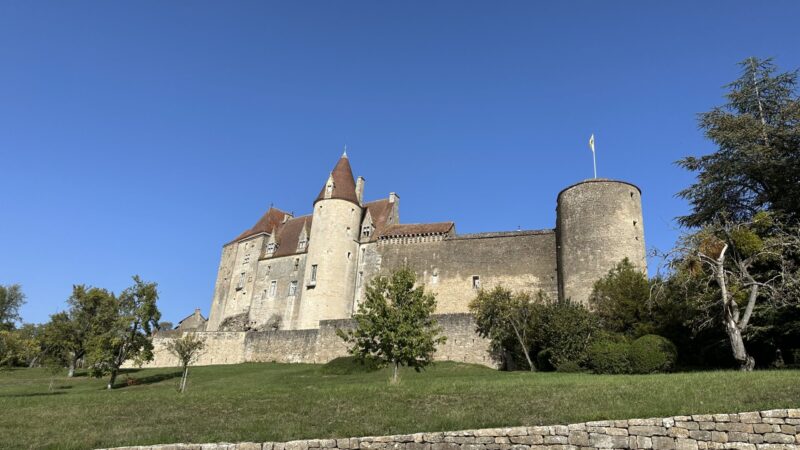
[101,408,800,450]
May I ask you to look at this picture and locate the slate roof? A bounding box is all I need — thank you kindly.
[362,198,395,241]
[271,215,312,258]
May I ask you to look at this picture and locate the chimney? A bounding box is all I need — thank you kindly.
[355,176,365,204]
[389,192,399,203]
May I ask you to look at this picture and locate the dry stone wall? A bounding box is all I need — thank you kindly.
[103,409,800,450]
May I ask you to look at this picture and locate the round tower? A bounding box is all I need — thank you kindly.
[556,179,646,306]
[296,153,363,329]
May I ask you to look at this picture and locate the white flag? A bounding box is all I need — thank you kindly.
[589,134,595,153]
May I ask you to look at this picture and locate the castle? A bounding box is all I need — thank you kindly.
[203,153,647,333]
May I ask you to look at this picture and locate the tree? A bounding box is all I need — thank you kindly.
[663,214,800,370]
[165,333,205,393]
[87,275,161,389]
[42,286,117,377]
[337,268,445,383]
[0,284,26,331]
[589,258,660,337]
[677,58,800,227]
[470,287,543,371]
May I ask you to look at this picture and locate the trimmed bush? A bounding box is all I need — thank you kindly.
[587,334,632,374]
[629,335,678,374]
[320,356,382,375]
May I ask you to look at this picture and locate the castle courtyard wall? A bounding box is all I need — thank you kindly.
[364,231,558,314]
[137,313,493,369]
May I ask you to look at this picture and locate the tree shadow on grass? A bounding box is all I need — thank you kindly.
[0,391,66,398]
[113,371,182,389]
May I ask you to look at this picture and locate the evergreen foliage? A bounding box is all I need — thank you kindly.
[629,335,678,374]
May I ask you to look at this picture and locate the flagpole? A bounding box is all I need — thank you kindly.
[592,148,597,179]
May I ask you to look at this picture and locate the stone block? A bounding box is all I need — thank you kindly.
[712,415,730,423]
[630,419,661,427]
[337,439,350,449]
[722,444,755,450]
[613,420,629,428]
[475,437,495,444]
[761,419,785,425]
[710,432,727,444]
[688,431,711,441]
[784,418,800,425]
[567,423,586,432]
[430,443,460,450]
[237,444,262,450]
[586,427,628,436]
[543,435,568,445]
[691,416,714,423]
[423,434,444,443]
[263,443,274,450]
[510,436,543,445]
[698,423,716,431]
[747,434,764,444]
[674,438,698,450]
[630,426,667,436]
[738,412,761,424]
[586,421,614,427]
[668,428,690,439]
[307,440,321,448]
[753,424,774,434]
[588,433,628,448]
[760,410,788,419]
[728,432,749,442]
[778,425,795,434]
[528,426,551,436]
[787,409,800,418]
[717,423,754,433]
[651,436,676,450]
[675,422,699,430]
[551,426,569,436]
[475,429,503,437]
[567,432,589,447]
[504,428,528,437]
[663,418,676,428]
[629,435,653,449]
[762,433,794,444]
[495,438,510,444]
[285,441,309,450]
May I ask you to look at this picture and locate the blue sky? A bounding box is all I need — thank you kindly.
[1,1,798,325]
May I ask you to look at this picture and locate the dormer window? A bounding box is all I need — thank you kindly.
[297,239,307,252]
[326,182,334,195]
[362,225,372,238]
[266,242,277,257]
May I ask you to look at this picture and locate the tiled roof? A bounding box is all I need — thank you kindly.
[315,155,359,204]
[379,222,455,238]
[232,207,289,242]
[271,215,312,258]
[362,198,395,241]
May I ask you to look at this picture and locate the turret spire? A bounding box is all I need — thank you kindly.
[315,154,359,204]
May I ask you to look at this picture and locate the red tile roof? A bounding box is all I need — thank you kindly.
[315,155,359,204]
[232,207,289,242]
[379,222,455,239]
[271,215,312,258]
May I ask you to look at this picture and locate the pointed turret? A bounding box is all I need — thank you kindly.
[315,154,359,204]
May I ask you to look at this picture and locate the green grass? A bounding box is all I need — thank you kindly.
[1,363,799,450]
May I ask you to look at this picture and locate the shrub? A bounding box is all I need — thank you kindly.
[320,356,382,375]
[629,335,678,374]
[555,360,585,373]
[587,333,632,374]
[535,349,555,372]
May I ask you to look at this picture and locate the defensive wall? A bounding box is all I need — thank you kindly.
[104,408,800,449]
[139,313,493,368]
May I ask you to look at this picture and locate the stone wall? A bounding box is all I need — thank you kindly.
[103,408,800,450]
[139,313,493,368]
[365,231,559,315]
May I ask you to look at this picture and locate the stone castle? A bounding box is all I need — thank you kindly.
[203,153,646,333]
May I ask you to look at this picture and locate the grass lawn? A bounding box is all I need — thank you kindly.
[1,362,799,450]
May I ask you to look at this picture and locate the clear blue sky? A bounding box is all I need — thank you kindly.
[2,1,798,325]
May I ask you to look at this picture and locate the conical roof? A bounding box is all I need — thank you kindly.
[315,154,359,204]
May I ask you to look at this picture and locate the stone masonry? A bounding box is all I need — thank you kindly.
[102,408,800,450]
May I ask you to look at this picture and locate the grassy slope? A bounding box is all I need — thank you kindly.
[1,363,799,450]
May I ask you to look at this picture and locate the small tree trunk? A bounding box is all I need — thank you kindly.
[68,355,78,378]
[391,361,399,384]
[180,366,188,393]
[107,369,118,390]
[724,310,755,371]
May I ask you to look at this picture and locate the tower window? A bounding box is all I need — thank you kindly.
[268,280,277,298]
[362,225,372,238]
[472,275,481,290]
[347,251,351,260]
[266,242,277,257]
[431,270,439,284]
[308,264,318,287]
[357,271,363,288]
[293,258,300,271]
[288,280,298,296]
[236,272,246,290]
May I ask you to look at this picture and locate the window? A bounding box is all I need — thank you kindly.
[243,254,250,265]
[357,271,363,288]
[472,275,481,290]
[431,270,439,284]
[346,251,351,260]
[293,258,300,271]
[289,280,298,296]
[236,272,246,290]
[308,264,318,286]
[326,182,334,195]
[266,242,277,256]
[297,238,307,251]
[269,280,277,298]
[362,225,372,238]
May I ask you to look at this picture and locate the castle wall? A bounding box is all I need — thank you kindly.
[556,180,646,305]
[360,231,558,313]
[250,253,308,330]
[207,236,267,331]
[138,313,494,368]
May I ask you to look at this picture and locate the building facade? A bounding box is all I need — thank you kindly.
[205,153,646,332]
